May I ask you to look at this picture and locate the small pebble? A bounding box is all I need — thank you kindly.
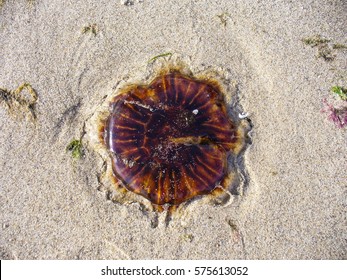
[121,0,134,6]
[238,112,248,119]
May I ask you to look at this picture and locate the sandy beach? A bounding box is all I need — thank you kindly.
[0,0,346,259]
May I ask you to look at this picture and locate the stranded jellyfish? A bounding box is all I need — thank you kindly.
[101,70,244,207]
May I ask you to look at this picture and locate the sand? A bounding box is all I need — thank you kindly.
[0,0,346,259]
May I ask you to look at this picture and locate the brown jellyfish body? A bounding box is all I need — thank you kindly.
[100,70,244,208]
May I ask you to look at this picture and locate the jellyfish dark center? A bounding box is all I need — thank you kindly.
[103,72,240,205]
[146,108,201,164]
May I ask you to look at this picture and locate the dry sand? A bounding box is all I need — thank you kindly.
[0,0,346,259]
